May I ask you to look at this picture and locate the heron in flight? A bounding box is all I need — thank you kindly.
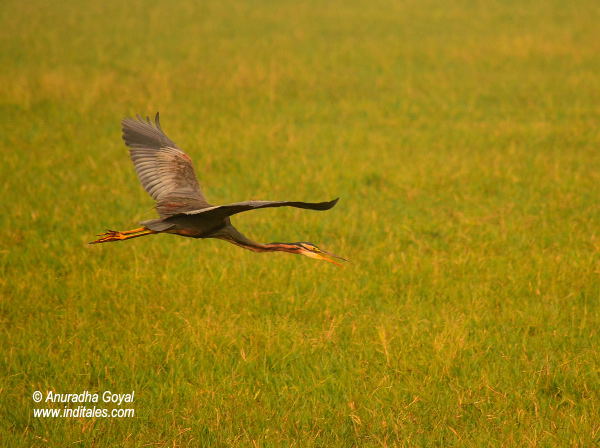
[90,113,345,266]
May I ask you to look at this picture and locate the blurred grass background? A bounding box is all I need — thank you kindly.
[0,0,598,446]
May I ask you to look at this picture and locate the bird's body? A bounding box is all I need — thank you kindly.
[90,113,345,265]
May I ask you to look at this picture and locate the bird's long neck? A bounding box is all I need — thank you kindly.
[218,226,299,253]
[232,239,299,254]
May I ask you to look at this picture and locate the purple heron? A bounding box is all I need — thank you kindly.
[90,113,345,266]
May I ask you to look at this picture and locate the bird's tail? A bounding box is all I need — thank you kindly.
[89,227,156,244]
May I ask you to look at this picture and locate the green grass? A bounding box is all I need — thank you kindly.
[1,0,599,445]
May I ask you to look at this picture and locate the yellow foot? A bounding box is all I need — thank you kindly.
[89,230,127,244]
[89,228,155,244]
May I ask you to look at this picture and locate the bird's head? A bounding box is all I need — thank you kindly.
[288,242,347,266]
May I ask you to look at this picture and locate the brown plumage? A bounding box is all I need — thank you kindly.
[90,113,346,266]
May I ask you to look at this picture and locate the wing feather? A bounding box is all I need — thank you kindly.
[122,113,210,217]
[166,198,339,223]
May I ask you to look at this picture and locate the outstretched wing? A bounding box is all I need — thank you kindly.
[122,113,210,217]
[167,198,339,223]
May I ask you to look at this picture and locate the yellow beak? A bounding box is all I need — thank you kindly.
[314,249,348,267]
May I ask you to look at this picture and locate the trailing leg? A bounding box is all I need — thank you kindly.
[89,227,156,244]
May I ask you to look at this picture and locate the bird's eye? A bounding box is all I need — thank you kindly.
[299,243,320,252]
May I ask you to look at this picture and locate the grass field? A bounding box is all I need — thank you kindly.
[1,0,599,445]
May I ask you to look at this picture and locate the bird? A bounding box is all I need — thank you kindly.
[89,113,346,266]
